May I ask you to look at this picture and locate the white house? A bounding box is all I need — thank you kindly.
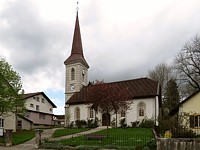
[64,11,161,127]
[169,90,200,135]
[22,92,57,129]
[0,92,57,132]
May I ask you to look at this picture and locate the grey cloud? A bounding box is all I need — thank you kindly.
[0,0,69,77]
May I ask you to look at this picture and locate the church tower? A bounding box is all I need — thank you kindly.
[64,11,89,103]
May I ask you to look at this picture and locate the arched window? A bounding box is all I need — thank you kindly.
[75,107,80,120]
[121,110,126,117]
[138,102,145,117]
[71,68,75,80]
[89,108,94,118]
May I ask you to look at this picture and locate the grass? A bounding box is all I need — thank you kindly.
[52,128,154,147]
[0,136,4,144]
[0,130,35,145]
[52,128,90,138]
[12,130,35,145]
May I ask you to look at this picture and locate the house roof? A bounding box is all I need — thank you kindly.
[55,115,65,119]
[17,114,33,123]
[169,89,200,116]
[64,12,89,68]
[22,92,57,108]
[66,77,160,105]
[28,109,55,115]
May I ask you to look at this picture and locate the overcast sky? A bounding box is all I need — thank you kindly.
[0,0,200,114]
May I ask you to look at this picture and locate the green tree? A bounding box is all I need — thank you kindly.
[0,58,26,116]
[163,79,180,112]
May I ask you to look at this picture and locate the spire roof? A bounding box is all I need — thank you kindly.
[64,12,89,68]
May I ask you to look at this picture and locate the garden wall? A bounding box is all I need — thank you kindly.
[156,138,200,150]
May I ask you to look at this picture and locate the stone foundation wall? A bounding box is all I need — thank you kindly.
[157,138,200,150]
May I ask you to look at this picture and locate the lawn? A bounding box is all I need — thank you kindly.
[53,128,154,147]
[52,128,90,138]
[12,130,35,145]
[0,130,35,145]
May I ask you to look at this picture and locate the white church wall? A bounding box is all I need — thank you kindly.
[68,96,159,127]
[126,97,158,126]
[69,104,89,123]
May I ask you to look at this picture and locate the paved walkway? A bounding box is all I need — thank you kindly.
[0,127,107,150]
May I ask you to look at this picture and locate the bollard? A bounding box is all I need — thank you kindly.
[35,129,43,148]
[5,129,13,147]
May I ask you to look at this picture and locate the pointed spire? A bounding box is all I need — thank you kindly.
[64,8,89,68]
[71,11,83,56]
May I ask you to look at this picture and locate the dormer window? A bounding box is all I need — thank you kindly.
[71,68,75,80]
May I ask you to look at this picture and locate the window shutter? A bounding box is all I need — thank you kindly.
[190,115,195,128]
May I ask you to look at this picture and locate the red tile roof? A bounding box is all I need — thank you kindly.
[66,77,160,105]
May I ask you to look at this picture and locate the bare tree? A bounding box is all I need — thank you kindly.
[175,35,200,95]
[148,63,173,96]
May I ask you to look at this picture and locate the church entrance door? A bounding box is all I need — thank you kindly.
[102,113,110,126]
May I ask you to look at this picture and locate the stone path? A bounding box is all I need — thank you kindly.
[0,127,107,150]
[50,126,107,141]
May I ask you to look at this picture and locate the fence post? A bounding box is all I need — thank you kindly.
[5,129,13,147]
[35,129,42,148]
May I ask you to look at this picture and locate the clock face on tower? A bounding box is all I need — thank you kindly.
[70,84,75,91]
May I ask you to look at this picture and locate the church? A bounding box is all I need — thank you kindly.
[64,11,161,127]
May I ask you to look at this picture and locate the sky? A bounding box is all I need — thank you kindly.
[0,0,200,115]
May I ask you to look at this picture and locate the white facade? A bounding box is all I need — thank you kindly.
[25,93,54,114]
[67,97,159,127]
[1,113,16,131]
[0,113,32,132]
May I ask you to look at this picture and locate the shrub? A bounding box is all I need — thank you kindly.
[111,118,116,128]
[139,119,155,128]
[171,125,196,138]
[131,121,139,128]
[94,117,99,127]
[119,118,127,128]
[87,119,98,128]
[146,138,156,149]
[159,112,197,138]
[75,120,87,128]
[68,121,74,128]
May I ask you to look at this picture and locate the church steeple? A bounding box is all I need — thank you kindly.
[64,5,90,128]
[64,11,89,68]
[71,11,83,56]
[64,9,89,102]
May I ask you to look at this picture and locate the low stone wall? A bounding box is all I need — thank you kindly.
[156,138,200,150]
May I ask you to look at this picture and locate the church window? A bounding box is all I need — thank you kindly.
[138,102,145,117]
[89,108,94,118]
[121,110,126,117]
[82,74,84,82]
[75,107,80,120]
[71,68,75,80]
